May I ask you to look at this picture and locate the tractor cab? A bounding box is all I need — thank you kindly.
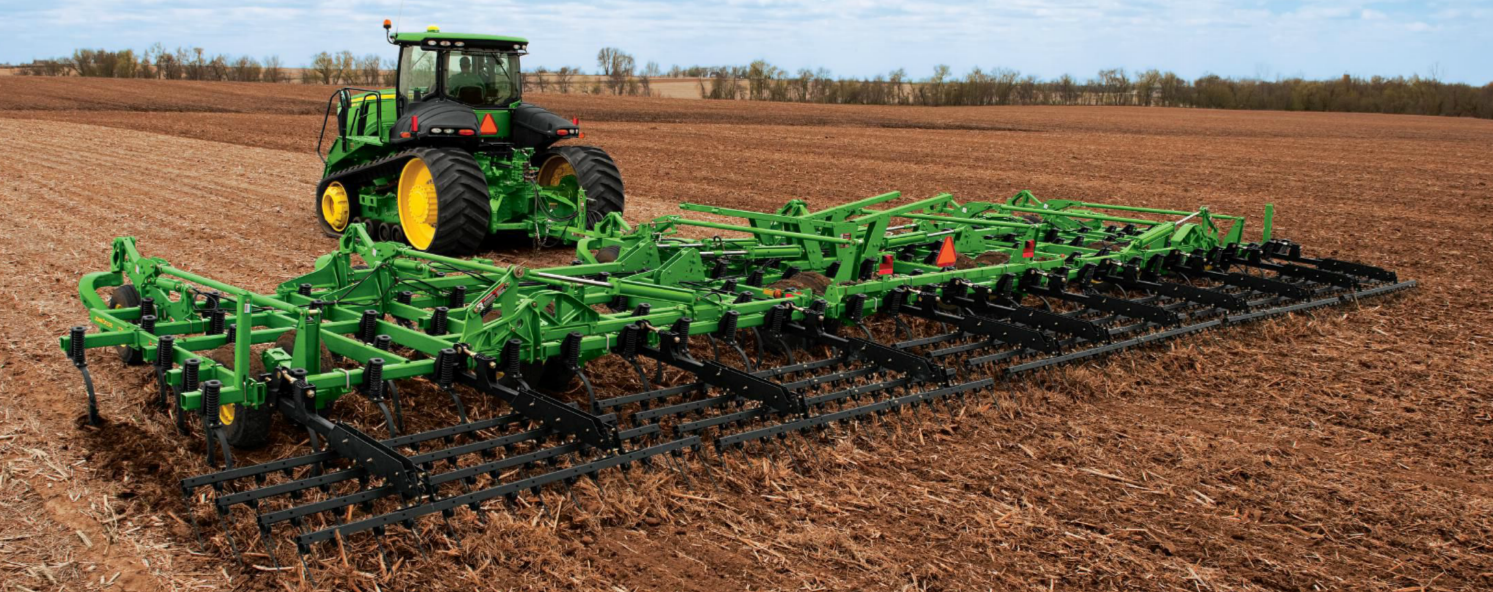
[394,28,525,108]
[382,26,578,149]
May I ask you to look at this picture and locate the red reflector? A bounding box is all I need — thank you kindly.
[457,129,475,136]
[556,128,568,136]
[934,236,958,268]
[400,132,411,138]
[479,113,499,135]
[411,114,419,132]
[878,254,895,276]
[1022,239,1036,259]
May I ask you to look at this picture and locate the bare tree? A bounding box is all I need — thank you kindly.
[230,56,261,82]
[382,58,398,86]
[208,54,230,81]
[596,48,635,94]
[309,52,337,84]
[640,61,660,96]
[530,66,550,93]
[356,54,381,86]
[1098,68,1130,105]
[554,66,576,94]
[262,55,284,83]
[153,45,182,80]
[183,48,208,80]
[596,47,619,77]
[335,51,357,85]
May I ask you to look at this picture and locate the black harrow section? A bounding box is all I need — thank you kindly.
[180,243,1413,579]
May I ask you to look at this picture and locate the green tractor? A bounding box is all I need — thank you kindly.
[315,22,624,254]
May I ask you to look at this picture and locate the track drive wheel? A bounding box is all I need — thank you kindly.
[533,145,625,228]
[316,179,360,238]
[397,148,491,255]
[108,285,145,365]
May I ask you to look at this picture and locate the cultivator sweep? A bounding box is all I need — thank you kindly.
[61,190,1413,576]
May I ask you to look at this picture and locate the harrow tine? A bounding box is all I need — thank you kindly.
[220,510,245,566]
[666,453,694,488]
[406,519,430,560]
[373,528,391,575]
[261,525,283,571]
[440,510,465,553]
[297,548,316,588]
[444,386,470,424]
[564,480,583,509]
[181,489,207,552]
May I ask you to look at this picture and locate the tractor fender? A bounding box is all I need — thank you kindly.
[511,103,579,150]
[391,100,480,145]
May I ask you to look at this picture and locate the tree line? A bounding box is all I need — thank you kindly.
[16,46,1493,119]
[16,47,395,85]
[675,61,1493,119]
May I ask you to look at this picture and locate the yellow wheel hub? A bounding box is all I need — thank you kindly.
[537,155,576,186]
[398,158,439,249]
[219,402,236,426]
[321,182,351,232]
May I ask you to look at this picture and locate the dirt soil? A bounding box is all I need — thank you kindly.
[0,76,1490,592]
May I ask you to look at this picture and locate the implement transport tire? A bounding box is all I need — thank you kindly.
[397,148,491,255]
[219,401,274,449]
[108,284,146,365]
[533,145,625,228]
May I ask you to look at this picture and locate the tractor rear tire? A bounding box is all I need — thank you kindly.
[108,285,146,365]
[398,148,491,255]
[533,146,625,228]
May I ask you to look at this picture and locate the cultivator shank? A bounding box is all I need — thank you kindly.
[61,190,1413,575]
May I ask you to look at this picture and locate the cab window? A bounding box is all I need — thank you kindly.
[398,46,438,102]
[444,50,521,106]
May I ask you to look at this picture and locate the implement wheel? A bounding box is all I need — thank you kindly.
[315,179,360,238]
[108,285,145,365]
[219,402,273,449]
[533,146,625,228]
[397,148,491,255]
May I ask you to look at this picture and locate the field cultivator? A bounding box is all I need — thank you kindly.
[61,190,1413,577]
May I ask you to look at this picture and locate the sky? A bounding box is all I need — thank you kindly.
[4,0,1491,84]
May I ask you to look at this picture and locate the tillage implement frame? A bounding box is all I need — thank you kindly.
[60,190,1414,576]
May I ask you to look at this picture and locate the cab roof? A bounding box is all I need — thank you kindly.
[392,31,528,46]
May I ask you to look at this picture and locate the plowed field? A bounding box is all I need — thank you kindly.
[0,77,1489,592]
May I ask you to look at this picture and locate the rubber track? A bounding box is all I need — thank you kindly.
[314,150,420,237]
